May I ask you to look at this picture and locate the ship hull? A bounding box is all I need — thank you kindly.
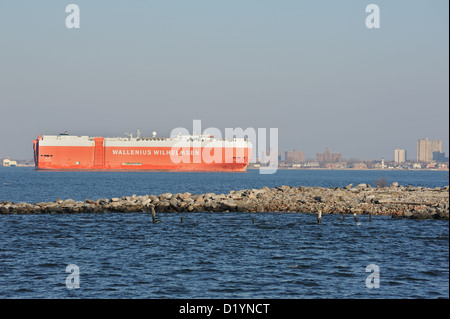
[33,135,251,172]
[35,164,247,172]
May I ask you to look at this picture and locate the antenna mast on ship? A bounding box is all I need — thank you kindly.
[125,129,141,140]
[124,132,133,140]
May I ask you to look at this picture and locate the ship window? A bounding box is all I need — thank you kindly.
[40,154,53,157]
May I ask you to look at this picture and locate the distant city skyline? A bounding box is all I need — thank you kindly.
[280,137,447,163]
[0,1,448,161]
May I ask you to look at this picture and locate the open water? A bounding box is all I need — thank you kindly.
[0,167,448,298]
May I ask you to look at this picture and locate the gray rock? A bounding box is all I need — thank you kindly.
[403,210,413,218]
[159,193,172,200]
[169,197,179,208]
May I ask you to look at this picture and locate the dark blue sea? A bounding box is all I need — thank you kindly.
[0,167,448,299]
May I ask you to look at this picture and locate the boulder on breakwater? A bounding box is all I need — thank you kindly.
[0,183,448,220]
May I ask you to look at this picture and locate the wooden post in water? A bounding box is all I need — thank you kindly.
[151,205,156,223]
[353,212,358,222]
[317,210,322,224]
[369,212,372,222]
[181,216,183,223]
[341,211,345,221]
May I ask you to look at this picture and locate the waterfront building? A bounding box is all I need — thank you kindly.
[433,151,448,162]
[353,163,368,169]
[316,148,342,163]
[285,150,305,163]
[412,163,422,169]
[394,149,407,163]
[417,138,442,162]
[2,159,17,167]
[304,161,320,168]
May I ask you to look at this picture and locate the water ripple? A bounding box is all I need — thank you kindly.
[0,205,448,298]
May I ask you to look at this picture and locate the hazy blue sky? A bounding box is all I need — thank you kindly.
[0,0,448,160]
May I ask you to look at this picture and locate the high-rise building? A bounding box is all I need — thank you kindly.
[332,153,342,162]
[417,138,442,162]
[316,148,342,163]
[285,150,305,163]
[324,148,332,162]
[433,151,447,162]
[394,149,407,163]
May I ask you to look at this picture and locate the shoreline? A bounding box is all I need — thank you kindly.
[1,183,448,220]
[248,167,449,171]
[1,166,449,171]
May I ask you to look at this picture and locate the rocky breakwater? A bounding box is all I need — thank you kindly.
[0,183,448,220]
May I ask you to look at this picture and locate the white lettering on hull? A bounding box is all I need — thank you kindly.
[111,149,201,156]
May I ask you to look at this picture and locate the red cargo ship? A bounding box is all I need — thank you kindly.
[33,131,252,171]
